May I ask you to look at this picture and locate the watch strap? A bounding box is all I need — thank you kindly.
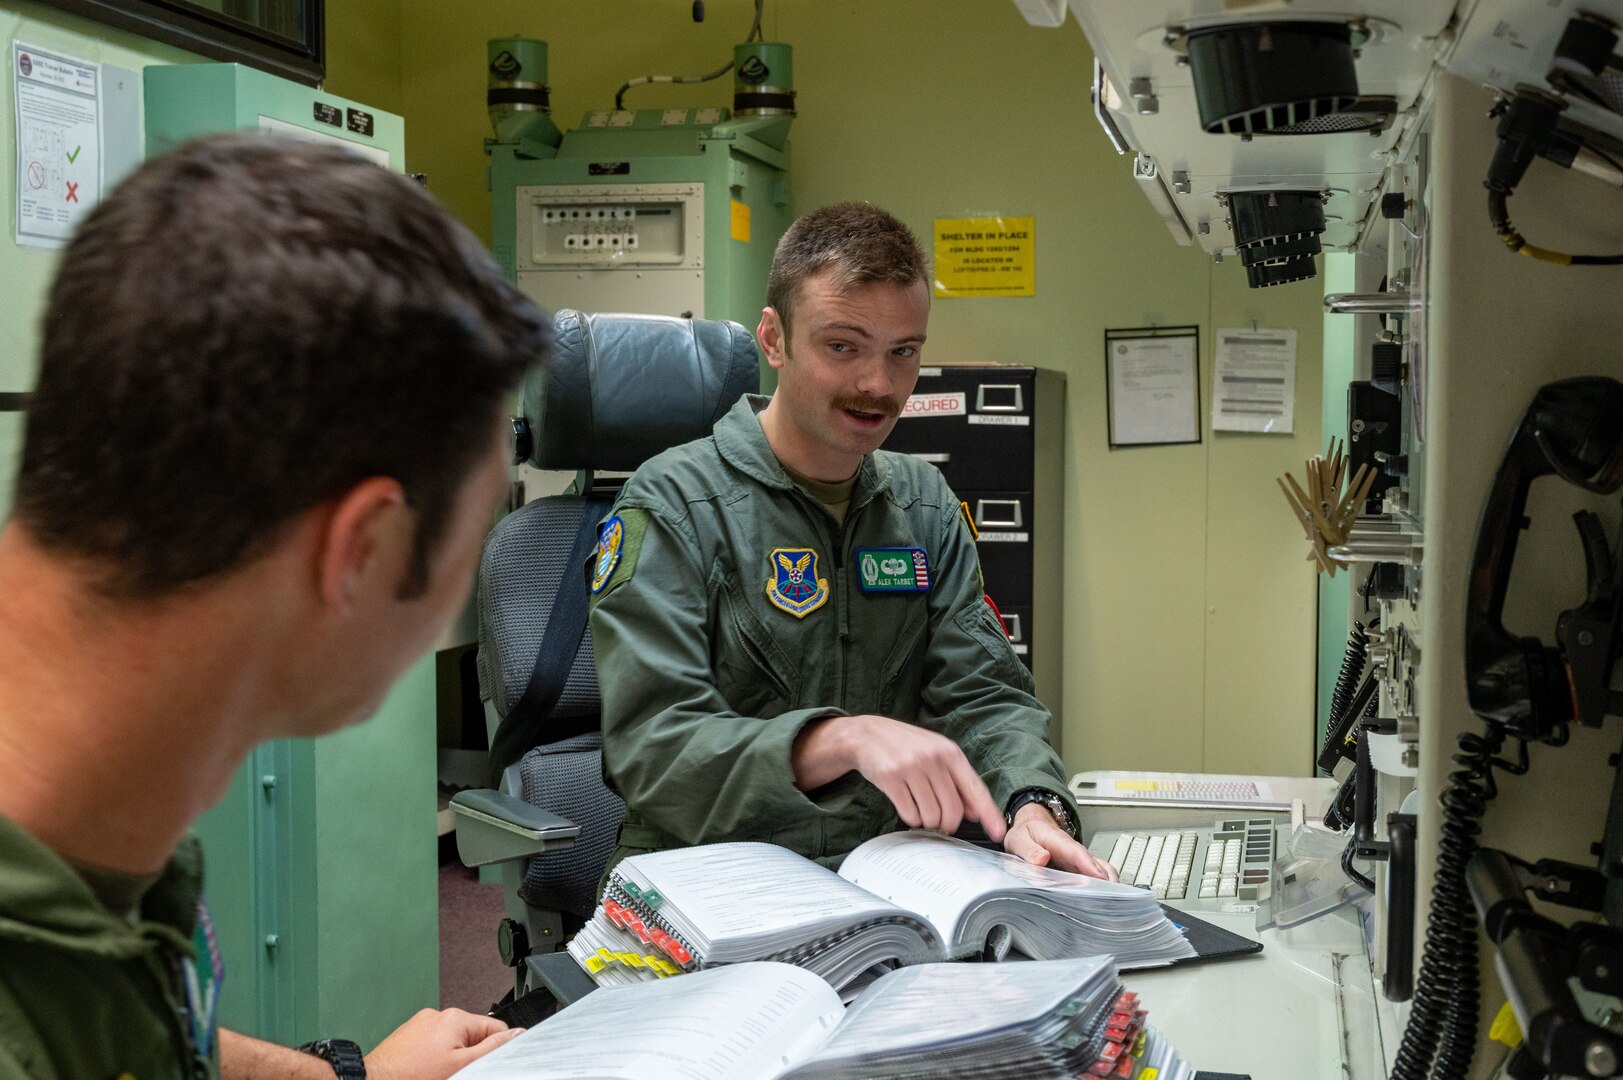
[298,1038,367,1079]
[1005,788,1079,839]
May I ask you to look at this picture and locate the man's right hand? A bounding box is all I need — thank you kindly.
[792,714,1006,842]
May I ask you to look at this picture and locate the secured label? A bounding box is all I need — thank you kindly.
[856,548,931,592]
[900,391,965,418]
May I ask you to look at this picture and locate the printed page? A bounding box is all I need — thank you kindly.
[838,832,1148,943]
[451,962,843,1080]
[621,842,903,941]
[787,957,1113,1067]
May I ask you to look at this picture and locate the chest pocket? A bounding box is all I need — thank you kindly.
[713,558,800,716]
[876,601,929,718]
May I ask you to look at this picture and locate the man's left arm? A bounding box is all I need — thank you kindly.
[918,500,1117,881]
[220,1009,521,1080]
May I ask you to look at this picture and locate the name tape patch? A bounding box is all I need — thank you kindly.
[857,547,931,593]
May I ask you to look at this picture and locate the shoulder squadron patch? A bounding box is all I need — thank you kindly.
[856,547,931,593]
[591,515,626,593]
[765,547,829,617]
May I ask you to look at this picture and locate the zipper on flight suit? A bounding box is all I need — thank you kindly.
[726,603,793,701]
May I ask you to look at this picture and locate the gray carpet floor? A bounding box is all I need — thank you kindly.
[438,862,516,1014]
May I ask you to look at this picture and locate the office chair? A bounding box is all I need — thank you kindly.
[450,308,759,1009]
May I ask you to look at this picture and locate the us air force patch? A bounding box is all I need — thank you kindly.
[856,547,931,593]
[591,516,625,593]
[765,547,829,617]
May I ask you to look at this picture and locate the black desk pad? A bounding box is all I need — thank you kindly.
[1159,903,1265,966]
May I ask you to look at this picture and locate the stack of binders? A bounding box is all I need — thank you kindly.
[452,957,1197,1080]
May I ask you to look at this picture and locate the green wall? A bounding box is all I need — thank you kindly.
[0,2,195,522]
[392,0,1326,775]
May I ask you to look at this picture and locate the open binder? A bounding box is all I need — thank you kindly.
[567,831,1197,993]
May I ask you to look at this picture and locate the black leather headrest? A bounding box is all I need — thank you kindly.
[523,310,760,470]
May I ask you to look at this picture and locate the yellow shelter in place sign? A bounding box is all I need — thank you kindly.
[932,216,1035,298]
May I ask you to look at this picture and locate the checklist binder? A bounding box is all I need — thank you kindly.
[567,831,1197,993]
[453,957,1199,1080]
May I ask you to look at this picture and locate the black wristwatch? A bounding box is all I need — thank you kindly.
[298,1038,367,1079]
[1005,788,1079,839]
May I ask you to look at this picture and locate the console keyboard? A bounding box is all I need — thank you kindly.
[1092,818,1278,910]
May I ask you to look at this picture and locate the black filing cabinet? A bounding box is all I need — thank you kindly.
[885,366,1065,750]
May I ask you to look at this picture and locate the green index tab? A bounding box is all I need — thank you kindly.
[855,547,931,593]
[640,889,664,909]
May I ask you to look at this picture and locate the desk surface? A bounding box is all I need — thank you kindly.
[1123,907,1397,1080]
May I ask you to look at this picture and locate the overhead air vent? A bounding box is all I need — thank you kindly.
[1181,22,1361,136]
[1224,189,1327,288]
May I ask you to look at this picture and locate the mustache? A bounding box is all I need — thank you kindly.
[831,395,903,418]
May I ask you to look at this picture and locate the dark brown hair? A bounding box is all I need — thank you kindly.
[765,202,928,339]
[16,132,550,599]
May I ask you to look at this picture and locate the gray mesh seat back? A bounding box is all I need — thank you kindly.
[477,498,623,922]
[476,496,603,726]
[516,733,623,919]
[477,309,759,922]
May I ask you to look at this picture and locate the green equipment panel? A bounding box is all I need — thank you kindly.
[487,39,793,389]
[143,63,434,1049]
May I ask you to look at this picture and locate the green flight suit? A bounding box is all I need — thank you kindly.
[590,394,1077,876]
[0,812,219,1080]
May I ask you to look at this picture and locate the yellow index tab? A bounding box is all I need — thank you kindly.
[1490,1001,1524,1047]
[585,956,606,974]
[1141,1070,1159,1080]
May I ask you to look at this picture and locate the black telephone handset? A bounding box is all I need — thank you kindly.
[1465,376,1623,741]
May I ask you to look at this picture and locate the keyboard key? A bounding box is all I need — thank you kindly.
[1108,836,1131,869]
[1219,875,1237,897]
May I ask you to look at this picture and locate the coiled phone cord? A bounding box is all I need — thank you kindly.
[1390,723,1527,1080]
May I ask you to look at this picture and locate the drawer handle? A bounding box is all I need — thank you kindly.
[975,383,1024,413]
[975,499,1023,528]
[1000,612,1023,642]
[907,452,951,464]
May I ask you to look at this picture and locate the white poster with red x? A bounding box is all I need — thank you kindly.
[14,41,101,249]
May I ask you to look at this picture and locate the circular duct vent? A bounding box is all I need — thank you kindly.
[1185,22,1360,136]
[1226,190,1327,289]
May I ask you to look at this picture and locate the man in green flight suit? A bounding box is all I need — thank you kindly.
[0,136,543,1079]
[588,202,1117,882]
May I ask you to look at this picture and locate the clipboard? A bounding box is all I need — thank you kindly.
[1159,903,1265,966]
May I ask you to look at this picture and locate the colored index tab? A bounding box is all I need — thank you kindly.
[641,889,664,908]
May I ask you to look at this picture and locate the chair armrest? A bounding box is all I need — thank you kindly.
[450,788,580,868]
